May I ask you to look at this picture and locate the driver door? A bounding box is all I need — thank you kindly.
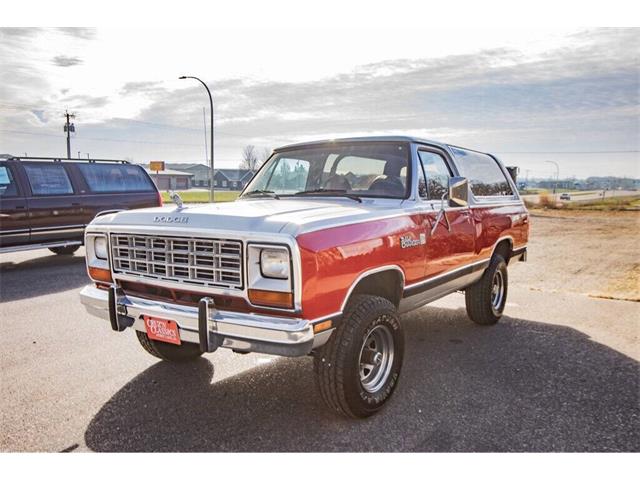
[417,149,476,280]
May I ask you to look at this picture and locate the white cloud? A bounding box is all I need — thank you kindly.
[0,27,638,177]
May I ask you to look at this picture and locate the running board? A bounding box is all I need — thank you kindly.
[0,240,82,254]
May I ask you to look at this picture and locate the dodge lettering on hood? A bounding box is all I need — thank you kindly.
[80,136,529,418]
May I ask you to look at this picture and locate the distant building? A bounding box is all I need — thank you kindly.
[181,164,212,187]
[155,164,255,190]
[213,169,254,190]
[144,168,194,191]
[535,179,576,190]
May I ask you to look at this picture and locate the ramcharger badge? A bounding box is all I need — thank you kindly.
[400,233,426,248]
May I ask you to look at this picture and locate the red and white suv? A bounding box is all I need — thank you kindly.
[80,136,529,417]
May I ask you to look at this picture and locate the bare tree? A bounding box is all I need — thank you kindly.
[240,145,259,171]
[259,147,272,164]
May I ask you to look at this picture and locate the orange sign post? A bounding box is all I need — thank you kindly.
[149,161,165,190]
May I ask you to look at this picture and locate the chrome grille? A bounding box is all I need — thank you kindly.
[110,233,243,289]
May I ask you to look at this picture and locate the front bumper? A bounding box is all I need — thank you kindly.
[80,285,330,357]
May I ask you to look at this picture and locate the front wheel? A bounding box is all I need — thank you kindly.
[314,294,404,418]
[465,254,508,325]
[136,331,203,362]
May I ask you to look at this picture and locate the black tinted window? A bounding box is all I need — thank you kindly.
[450,147,513,197]
[0,165,18,197]
[24,163,74,195]
[77,164,155,192]
[418,151,451,200]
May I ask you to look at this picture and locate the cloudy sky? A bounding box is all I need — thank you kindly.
[0,27,638,178]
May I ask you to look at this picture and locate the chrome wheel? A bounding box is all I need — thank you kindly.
[359,323,395,393]
[491,269,505,312]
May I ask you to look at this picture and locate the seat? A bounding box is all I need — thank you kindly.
[322,174,351,191]
[368,175,405,196]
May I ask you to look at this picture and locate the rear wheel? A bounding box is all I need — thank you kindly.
[49,245,80,255]
[465,254,508,325]
[136,330,203,362]
[314,294,404,418]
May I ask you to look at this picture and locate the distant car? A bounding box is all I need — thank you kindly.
[0,157,162,255]
[560,193,571,200]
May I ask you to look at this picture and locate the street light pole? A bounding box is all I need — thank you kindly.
[545,160,560,203]
[179,75,215,203]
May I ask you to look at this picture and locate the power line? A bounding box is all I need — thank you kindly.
[0,129,202,147]
[112,117,294,143]
[0,104,293,143]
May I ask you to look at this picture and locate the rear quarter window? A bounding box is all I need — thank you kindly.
[23,163,74,195]
[77,163,155,193]
[449,147,514,197]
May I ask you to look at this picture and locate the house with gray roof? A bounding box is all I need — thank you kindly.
[213,169,254,190]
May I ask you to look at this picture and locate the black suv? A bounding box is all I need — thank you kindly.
[0,157,162,255]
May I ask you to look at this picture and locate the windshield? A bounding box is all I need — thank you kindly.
[241,142,410,199]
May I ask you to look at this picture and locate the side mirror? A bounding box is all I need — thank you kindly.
[448,176,469,207]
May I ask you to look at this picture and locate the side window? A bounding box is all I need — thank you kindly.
[23,163,74,196]
[0,165,19,197]
[77,164,155,193]
[418,151,451,200]
[450,147,514,197]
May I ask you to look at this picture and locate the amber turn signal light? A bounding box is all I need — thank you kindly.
[248,289,293,309]
[88,266,112,284]
[313,320,333,333]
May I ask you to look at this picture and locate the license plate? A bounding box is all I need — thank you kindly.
[143,316,181,345]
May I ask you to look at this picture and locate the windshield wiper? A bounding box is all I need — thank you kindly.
[243,189,280,199]
[294,189,362,203]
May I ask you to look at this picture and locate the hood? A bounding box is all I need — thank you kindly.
[90,197,405,236]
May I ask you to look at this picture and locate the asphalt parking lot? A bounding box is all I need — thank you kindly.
[1,247,639,452]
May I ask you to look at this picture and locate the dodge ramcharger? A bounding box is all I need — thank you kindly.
[80,136,529,418]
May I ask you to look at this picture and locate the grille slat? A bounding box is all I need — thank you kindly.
[111,234,243,289]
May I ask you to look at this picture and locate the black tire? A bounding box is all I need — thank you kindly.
[314,294,404,418]
[135,330,204,362]
[49,245,80,255]
[465,254,508,325]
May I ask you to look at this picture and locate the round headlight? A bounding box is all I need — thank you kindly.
[260,248,290,279]
[94,236,108,260]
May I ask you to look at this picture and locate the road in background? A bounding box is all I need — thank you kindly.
[521,189,637,204]
[1,244,638,452]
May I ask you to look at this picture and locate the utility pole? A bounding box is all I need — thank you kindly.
[202,106,208,162]
[63,110,76,159]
